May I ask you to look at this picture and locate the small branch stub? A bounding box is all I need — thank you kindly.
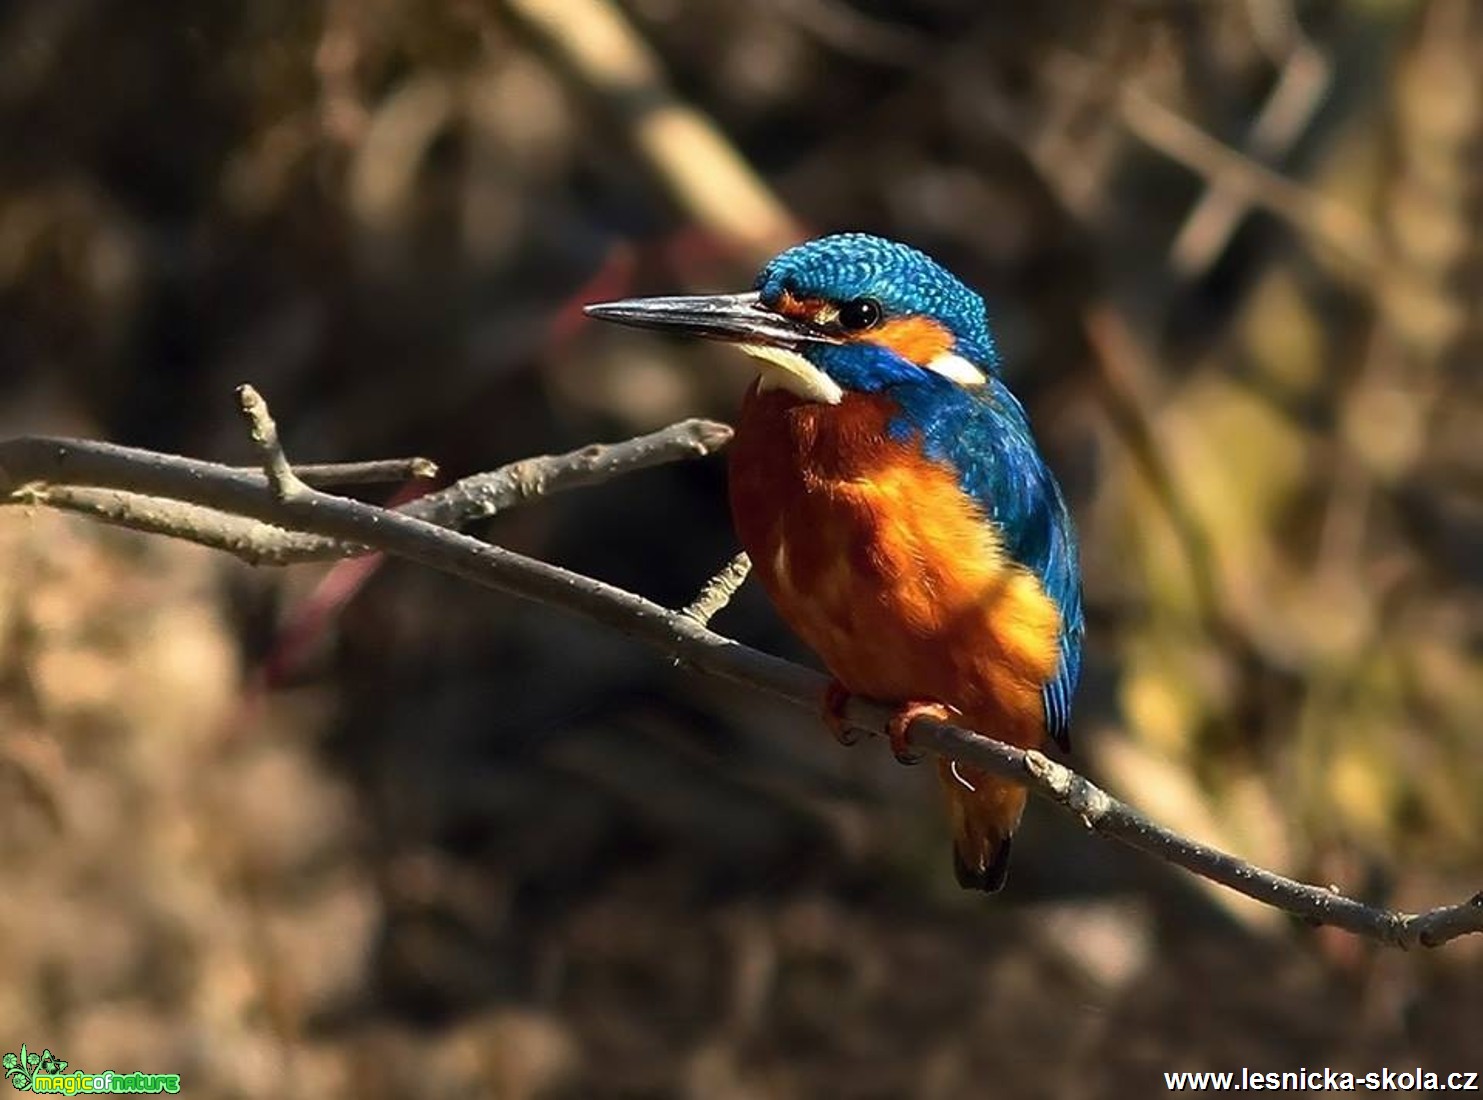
[236,384,310,501]
[683,552,752,626]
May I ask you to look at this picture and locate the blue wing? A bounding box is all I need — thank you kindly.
[892,376,1085,749]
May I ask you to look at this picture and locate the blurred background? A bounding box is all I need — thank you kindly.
[0,0,1479,1096]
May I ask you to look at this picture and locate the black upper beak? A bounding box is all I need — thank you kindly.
[583,292,841,349]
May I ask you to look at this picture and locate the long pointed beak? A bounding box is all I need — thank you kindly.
[583,291,841,349]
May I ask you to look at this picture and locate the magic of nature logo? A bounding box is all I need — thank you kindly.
[3,1046,181,1095]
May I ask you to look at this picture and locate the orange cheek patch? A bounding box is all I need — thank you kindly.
[869,316,953,366]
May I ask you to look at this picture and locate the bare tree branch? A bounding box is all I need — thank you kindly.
[1,393,1477,949]
[17,485,334,563]
[1113,79,1381,275]
[405,417,733,530]
[4,417,733,567]
[1170,0,1333,277]
[1043,49,1380,277]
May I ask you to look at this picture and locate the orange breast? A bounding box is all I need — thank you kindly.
[729,385,1062,745]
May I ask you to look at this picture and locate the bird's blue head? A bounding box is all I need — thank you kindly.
[585,233,999,405]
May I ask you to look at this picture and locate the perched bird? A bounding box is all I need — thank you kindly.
[585,234,1083,892]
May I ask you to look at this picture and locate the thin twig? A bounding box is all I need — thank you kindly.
[255,457,439,487]
[1044,50,1380,276]
[5,418,732,567]
[0,396,1478,948]
[682,552,752,626]
[18,485,345,564]
[1081,302,1236,645]
[1171,2,1333,277]
[406,418,733,530]
[762,0,932,69]
[1114,79,1380,275]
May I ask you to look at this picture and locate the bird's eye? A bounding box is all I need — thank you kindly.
[836,298,882,332]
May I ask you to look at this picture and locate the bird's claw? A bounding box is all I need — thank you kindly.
[886,701,955,766]
[822,680,861,746]
[825,687,954,762]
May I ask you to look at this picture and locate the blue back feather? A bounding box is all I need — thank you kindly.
[760,235,1084,742]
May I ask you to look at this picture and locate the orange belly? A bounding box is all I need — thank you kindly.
[728,385,1061,746]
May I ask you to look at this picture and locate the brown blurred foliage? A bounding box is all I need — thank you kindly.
[0,0,1478,1096]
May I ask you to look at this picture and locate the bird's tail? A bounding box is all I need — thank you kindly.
[937,759,1025,893]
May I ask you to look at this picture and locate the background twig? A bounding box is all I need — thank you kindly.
[503,0,800,263]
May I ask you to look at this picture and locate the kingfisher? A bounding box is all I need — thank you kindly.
[585,234,1083,892]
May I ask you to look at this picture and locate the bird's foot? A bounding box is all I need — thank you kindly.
[822,680,862,746]
[885,701,956,766]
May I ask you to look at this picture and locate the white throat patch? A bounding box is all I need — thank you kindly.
[925,352,987,386]
[739,344,845,405]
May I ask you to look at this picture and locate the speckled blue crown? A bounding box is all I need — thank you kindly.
[754,233,999,370]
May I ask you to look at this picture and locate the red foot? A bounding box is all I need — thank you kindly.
[885,701,957,766]
[822,680,861,746]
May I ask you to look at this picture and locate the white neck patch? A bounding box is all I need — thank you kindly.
[925,352,987,386]
[739,344,845,405]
